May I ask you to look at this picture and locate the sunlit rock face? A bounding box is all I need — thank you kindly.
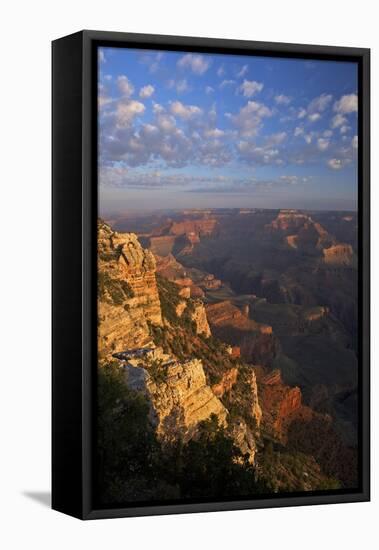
[123,352,228,443]
[98,221,162,360]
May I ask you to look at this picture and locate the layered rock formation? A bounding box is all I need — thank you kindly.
[206,300,278,365]
[267,210,333,251]
[322,244,354,266]
[191,302,211,337]
[212,367,238,398]
[169,217,219,237]
[256,368,306,444]
[98,221,162,359]
[124,351,228,443]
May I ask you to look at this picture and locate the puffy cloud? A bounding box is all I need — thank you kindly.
[308,93,333,113]
[237,64,248,78]
[156,113,176,132]
[340,125,350,135]
[308,113,321,123]
[117,75,134,98]
[177,53,211,75]
[275,94,291,105]
[168,79,189,94]
[327,158,344,170]
[152,102,164,114]
[317,138,330,151]
[266,132,287,145]
[331,113,347,128]
[228,100,272,137]
[294,126,304,137]
[116,99,145,127]
[205,86,214,94]
[298,108,307,119]
[170,100,202,119]
[139,84,155,98]
[239,79,264,97]
[237,141,280,165]
[204,128,225,138]
[352,135,358,149]
[334,93,358,113]
[217,65,225,77]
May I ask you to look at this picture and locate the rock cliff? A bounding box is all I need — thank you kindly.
[123,349,228,443]
[206,300,278,365]
[255,368,305,444]
[98,221,162,359]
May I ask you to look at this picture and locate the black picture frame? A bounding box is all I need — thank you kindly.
[52,30,370,520]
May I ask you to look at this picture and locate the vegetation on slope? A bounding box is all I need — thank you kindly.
[96,363,269,505]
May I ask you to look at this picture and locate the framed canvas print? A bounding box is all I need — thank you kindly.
[52,30,370,519]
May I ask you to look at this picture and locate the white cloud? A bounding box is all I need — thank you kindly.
[156,113,176,132]
[170,100,202,119]
[266,131,287,145]
[217,65,225,77]
[298,108,307,119]
[340,125,350,135]
[205,86,214,94]
[317,138,330,151]
[294,126,304,137]
[352,135,358,149]
[117,75,134,98]
[275,94,291,105]
[139,84,155,98]
[148,52,163,74]
[204,128,225,138]
[280,175,300,185]
[327,158,344,170]
[152,102,164,114]
[237,64,248,78]
[116,99,145,127]
[308,93,333,113]
[177,53,211,75]
[308,113,321,123]
[239,79,264,97]
[99,50,106,63]
[304,133,313,144]
[331,113,347,129]
[228,100,272,137]
[334,93,358,113]
[168,79,190,94]
[323,129,333,137]
[220,79,236,89]
[237,141,280,165]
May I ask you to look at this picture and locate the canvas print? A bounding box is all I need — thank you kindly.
[96,46,359,506]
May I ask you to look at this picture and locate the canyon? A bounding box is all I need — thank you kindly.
[98,207,359,501]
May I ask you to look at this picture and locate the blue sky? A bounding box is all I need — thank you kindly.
[98,47,358,213]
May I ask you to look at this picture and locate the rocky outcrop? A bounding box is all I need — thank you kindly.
[268,210,333,251]
[149,235,176,257]
[268,210,311,232]
[322,244,354,267]
[98,221,162,359]
[212,367,238,397]
[191,302,211,337]
[169,218,219,237]
[228,419,257,464]
[123,350,227,443]
[256,368,303,443]
[206,301,277,365]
